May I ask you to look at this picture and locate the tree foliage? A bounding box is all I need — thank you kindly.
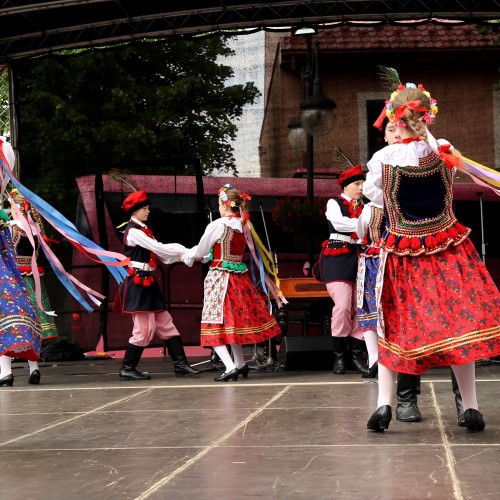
[12,37,260,211]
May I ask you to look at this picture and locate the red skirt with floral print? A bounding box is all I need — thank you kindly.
[378,238,500,375]
[201,272,282,346]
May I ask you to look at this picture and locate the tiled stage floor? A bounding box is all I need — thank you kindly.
[1,357,499,499]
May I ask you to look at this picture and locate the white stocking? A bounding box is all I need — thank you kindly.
[363,330,379,368]
[28,360,39,374]
[230,344,245,369]
[0,355,12,377]
[213,345,236,373]
[377,363,397,408]
[451,363,478,410]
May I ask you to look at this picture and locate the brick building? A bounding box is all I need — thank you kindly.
[259,24,500,179]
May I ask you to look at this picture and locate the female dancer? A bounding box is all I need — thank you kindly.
[8,189,59,384]
[181,184,282,381]
[0,142,42,386]
[364,82,500,432]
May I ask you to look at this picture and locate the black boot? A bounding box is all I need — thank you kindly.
[451,370,466,427]
[396,373,422,422]
[165,336,200,376]
[119,343,151,380]
[332,337,348,374]
[348,338,368,376]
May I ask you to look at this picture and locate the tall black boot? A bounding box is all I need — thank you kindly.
[332,337,348,374]
[165,336,201,376]
[396,373,422,422]
[119,343,151,380]
[451,369,466,427]
[348,338,368,376]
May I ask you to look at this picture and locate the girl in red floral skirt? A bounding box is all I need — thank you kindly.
[182,184,282,382]
[363,82,500,432]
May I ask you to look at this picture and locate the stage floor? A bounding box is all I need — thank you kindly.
[1,356,499,499]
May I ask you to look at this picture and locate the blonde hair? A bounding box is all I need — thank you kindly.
[220,187,251,225]
[391,87,431,142]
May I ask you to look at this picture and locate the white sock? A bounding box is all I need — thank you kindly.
[363,330,379,368]
[0,355,12,377]
[213,345,236,372]
[28,360,39,374]
[230,344,245,369]
[451,363,478,411]
[377,363,397,408]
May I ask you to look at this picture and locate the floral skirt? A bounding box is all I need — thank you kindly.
[357,257,379,332]
[23,275,59,340]
[0,231,42,361]
[378,238,500,375]
[201,272,282,347]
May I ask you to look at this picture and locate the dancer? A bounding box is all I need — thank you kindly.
[0,140,41,386]
[313,164,367,375]
[181,184,282,382]
[113,190,200,380]
[364,78,500,432]
[355,200,384,379]
[8,189,59,384]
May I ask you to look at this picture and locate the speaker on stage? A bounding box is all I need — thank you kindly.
[278,336,334,371]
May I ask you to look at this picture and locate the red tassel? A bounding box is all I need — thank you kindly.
[425,235,438,249]
[436,232,448,243]
[455,223,467,235]
[410,237,421,250]
[448,227,458,239]
[142,279,151,287]
[133,276,142,285]
[386,234,396,247]
[149,258,156,268]
[398,236,410,250]
[321,240,329,249]
[127,268,135,276]
[149,275,155,282]
[351,232,358,240]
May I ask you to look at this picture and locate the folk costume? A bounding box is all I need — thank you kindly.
[183,184,282,382]
[113,190,199,379]
[313,165,367,374]
[366,77,499,432]
[0,142,43,387]
[355,201,385,378]
[364,138,500,374]
[9,192,59,342]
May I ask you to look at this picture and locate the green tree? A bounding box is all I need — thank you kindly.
[12,37,260,212]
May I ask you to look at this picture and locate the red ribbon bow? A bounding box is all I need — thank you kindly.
[438,144,460,170]
[394,100,427,122]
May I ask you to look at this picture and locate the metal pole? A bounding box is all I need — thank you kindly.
[478,192,486,263]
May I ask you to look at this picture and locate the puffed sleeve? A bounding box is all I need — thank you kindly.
[325,199,358,233]
[182,219,224,267]
[363,152,384,206]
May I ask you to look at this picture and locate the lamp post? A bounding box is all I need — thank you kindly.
[287,31,336,273]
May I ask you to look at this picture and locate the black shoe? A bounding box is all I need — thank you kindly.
[464,408,485,433]
[214,368,239,382]
[457,411,466,427]
[237,364,250,378]
[0,374,14,387]
[119,367,151,380]
[349,350,369,376]
[333,353,346,374]
[174,365,201,376]
[362,362,378,379]
[367,405,392,432]
[396,400,422,422]
[28,370,41,385]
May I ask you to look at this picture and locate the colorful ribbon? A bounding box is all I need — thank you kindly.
[394,100,427,123]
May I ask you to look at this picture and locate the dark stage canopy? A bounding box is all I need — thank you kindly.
[0,0,499,61]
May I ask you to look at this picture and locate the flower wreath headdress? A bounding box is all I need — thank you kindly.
[373,66,438,131]
[218,183,252,208]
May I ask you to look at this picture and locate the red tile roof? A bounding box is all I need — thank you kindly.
[281,24,499,52]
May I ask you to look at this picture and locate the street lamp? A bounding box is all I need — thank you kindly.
[288,31,336,273]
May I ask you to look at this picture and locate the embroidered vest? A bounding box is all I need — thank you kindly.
[381,152,470,256]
